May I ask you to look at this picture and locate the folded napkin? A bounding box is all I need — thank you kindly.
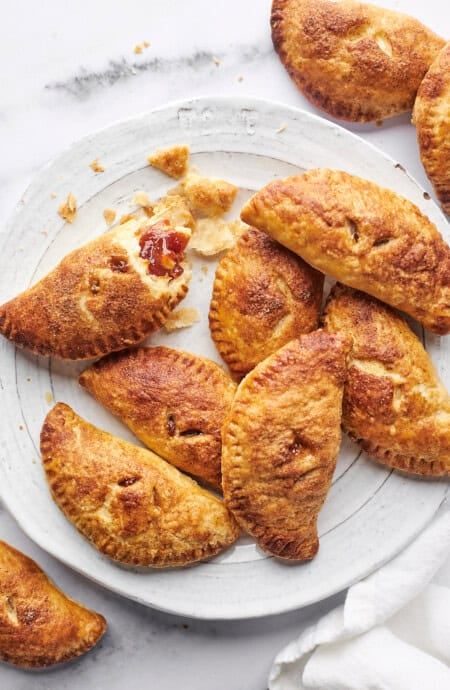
[269,505,450,690]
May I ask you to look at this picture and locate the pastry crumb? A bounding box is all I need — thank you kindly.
[40,229,48,235]
[163,307,200,332]
[119,213,138,225]
[45,391,54,405]
[58,193,77,223]
[89,158,105,173]
[238,75,244,82]
[26,377,31,382]
[190,217,236,255]
[50,192,57,199]
[276,123,287,133]
[213,56,221,66]
[181,170,238,217]
[103,208,117,225]
[18,424,24,430]
[134,44,143,54]
[134,191,151,207]
[148,145,190,179]
[143,40,151,48]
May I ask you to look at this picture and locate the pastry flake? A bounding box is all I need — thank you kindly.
[209,227,324,379]
[180,170,238,217]
[241,168,450,335]
[58,192,77,223]
[0,196,194,359]
[41,403,239,565]
[0,540,105,668]
[323,283,450,476]
[189,217,237,255]
[163,307,200,332]
[271,0,445,122]
[413,42,450,215]
[222,331,350,560]
[148,145,190,179]
[79,347,236,490]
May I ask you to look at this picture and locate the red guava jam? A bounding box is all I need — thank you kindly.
[139,220,189,278]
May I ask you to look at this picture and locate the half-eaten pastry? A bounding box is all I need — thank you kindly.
[0,540,106,668]
[222,331,349,560]
[41,403,239,566]
[323,283,450,476]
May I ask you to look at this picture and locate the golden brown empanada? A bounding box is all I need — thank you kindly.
[0,540,105,668]
[323,283,450,476]
[413,42,450,215]
[79,347,236,490]
[271,0,445,122]
[41,404,239,566]
[222,331,350,560]
[209,227,324,380]
[0,196,194,360]
[241,168,450,335]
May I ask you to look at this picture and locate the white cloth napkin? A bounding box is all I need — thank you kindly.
[269,505,450,690]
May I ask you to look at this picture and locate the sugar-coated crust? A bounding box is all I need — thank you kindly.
[241,169,450,335]
[323,284,450,476]
[79,347,236,491]
[413,42,450,215]
[0,199,193,360]
[40,404,239,567]
[271,0,445,122]
[209,228,324,379]
[0,540,106,668]
[222,331,350,560]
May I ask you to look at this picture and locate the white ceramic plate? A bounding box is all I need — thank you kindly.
[0,97,448,620]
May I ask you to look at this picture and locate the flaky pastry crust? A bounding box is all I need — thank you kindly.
[222,331,350,560]
[0,540,105,668]
[209,227,323,379]
[413,42,450,215]
[79,347,236,490]
[0,197,194,359]
[241,168,450,334]
[323,284,450,476]
[148,145,190,179]
[271,0,445,122]
[41,404,239,567]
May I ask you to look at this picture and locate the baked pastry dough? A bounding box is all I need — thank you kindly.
[323,283,450,476]
[222,331,349,560]
[148,145,190,179]
[79,346,236,490]
[0,540,105,668]
[413,42,450,215]
[241,168,450,335]
[271,0,445,122]
[41,403,239,566]
[209,227,323,379]
[0,196,194,359]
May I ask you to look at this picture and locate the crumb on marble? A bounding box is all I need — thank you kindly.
[26,377,31,382]
[143,40,151,48]
[134,44,143,54]
[89,158,105,173]
[103,208,117,225]
[40,229,48,235]
[213,56,221,66]
[163,307,200,332]
[58,192,77,223]
[50,192,57,199]
[45,391,54,405]
[276,123,287,133]
[18,425,23,430]
[238,75,244,82]
[148,145,190,179]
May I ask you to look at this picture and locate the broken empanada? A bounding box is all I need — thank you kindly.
[271,0,445,122]
[209,227,324,379]
[0,196,194,359]
[41,404,239,566]
[222,331,350,560]
[241,169,450,335]
[79,347,236,490]
[413,42,450,215]
[0,540,105,668]
[323,283,450,476]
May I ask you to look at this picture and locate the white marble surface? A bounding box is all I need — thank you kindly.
[0,0,449,687]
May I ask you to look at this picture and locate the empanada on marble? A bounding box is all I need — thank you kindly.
[41,404,239,566]
[323,283,450,476]
[0,196,194,360]
[79,347,236,491]
[271,0,445,122]
[241,169,450,335]
[0,540,105,668]
[222,331,350,560]
[209,227,324,380]
[413,42,450,215]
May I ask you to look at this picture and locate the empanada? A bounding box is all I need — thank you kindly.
[241,168,450,335]
[209,227,323,379]
[79,347,236,490]
[0,196,194,360]
[271,0,445,122]
[41,404,239,566]
[323,283,450,476]
[222,331,350,560]
[413,42,450,215]
[0,540,105,668]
